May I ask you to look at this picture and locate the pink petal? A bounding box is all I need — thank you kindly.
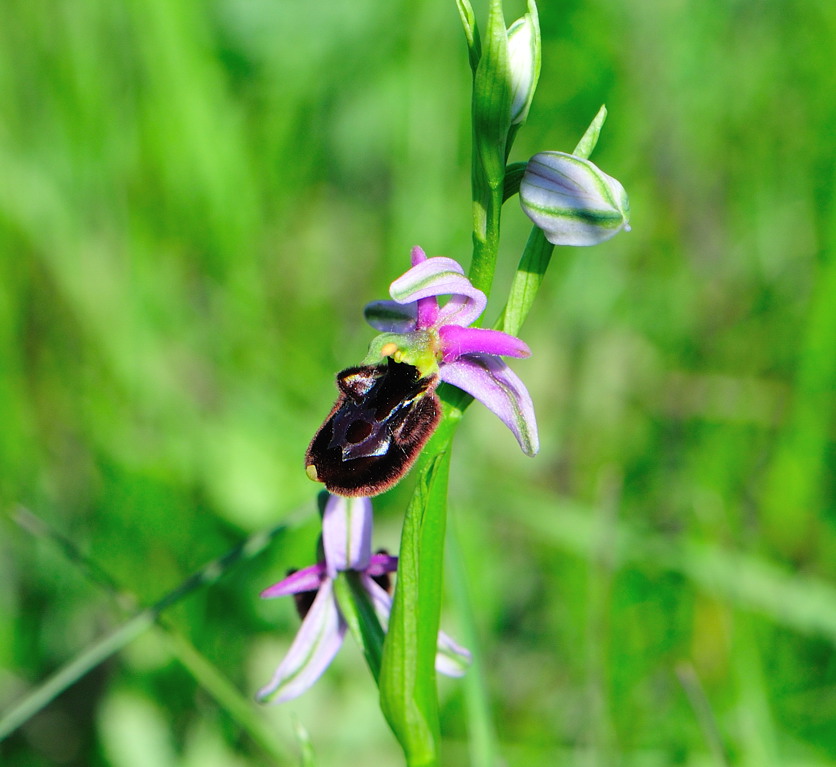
[439,355,539,456]
[322,495,373,576]
[257,579,346,703]
[389,257,487,328]
[416,295,440,329]
[410,245,428,265]
[261,563,326,598]
[439,325,531,364]
[366,553,399,577]
[434,290,487,329]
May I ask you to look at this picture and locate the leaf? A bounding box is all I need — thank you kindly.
[496,226,553,338]
[379,439,454,766]
[502,161,527,201]
[454,0,481,72]
[573,104,608,160]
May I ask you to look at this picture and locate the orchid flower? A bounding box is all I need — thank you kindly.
[257,494,471,703]
[363,246,539,456]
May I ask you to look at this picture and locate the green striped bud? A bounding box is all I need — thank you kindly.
[520,151,631,246]
[507,5,540,126]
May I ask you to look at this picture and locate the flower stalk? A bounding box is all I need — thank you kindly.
[469,0,512,298]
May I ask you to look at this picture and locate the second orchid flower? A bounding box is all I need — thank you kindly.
[258,494,471,703]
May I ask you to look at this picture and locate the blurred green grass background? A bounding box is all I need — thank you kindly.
[1,0,835,764]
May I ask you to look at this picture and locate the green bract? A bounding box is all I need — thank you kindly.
[472,0,512,187]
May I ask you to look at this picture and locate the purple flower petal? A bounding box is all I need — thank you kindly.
[439,325,531,364]
[408,240,438,326]
[364,300,418,333]
[435,630,472,678]
[439,355,539,456]
[434,289,488,330]
[257,580,347,703]
[366,553,399,577]
[416,295,439,330]
[389,258,487,329]
[322,495,373,576]
[261,563,326,598]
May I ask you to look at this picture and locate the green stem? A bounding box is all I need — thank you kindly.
[468,0,510,301]
[469,169,504,300]
[379,402,462,766]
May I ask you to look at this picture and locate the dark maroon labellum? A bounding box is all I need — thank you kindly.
[305,359,441,497]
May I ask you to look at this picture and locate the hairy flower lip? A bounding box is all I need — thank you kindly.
[305,360,442,497]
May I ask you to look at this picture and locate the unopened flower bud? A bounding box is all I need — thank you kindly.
[507,11,540,125]
[520,151,631,246]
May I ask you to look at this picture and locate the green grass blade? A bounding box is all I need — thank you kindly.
[676,663,731,767]
[1,511,289,745]
[0,610,157,742]
[160,631,294,765]
[507,489,836,645]
[446,521,502,767]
